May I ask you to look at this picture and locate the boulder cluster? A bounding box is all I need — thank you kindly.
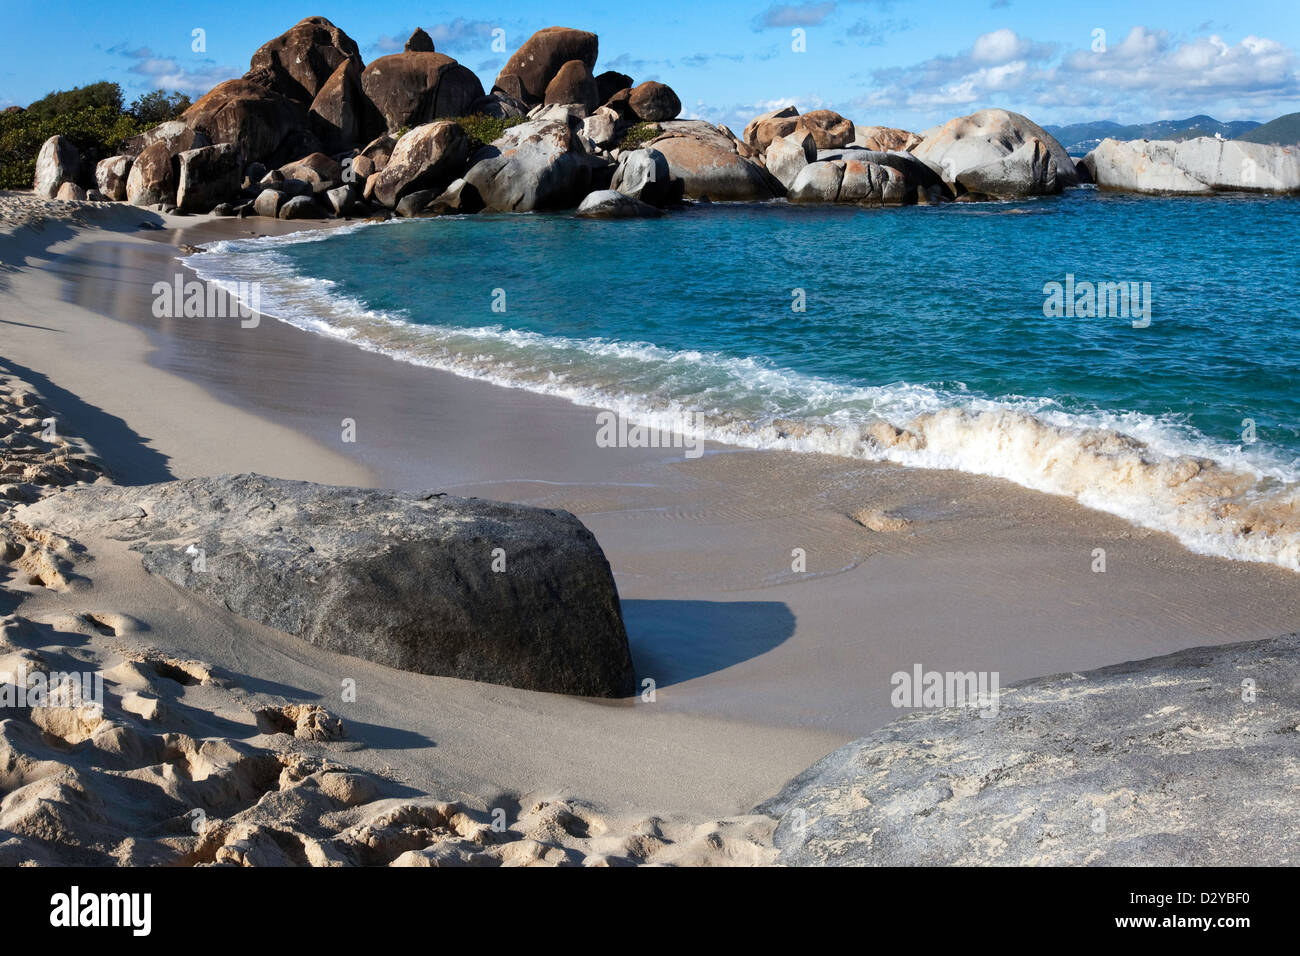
[29,16,1300,214]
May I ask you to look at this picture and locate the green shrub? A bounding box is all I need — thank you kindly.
[24,81,125,122]
[452,114,527,151]
[129,89,193,125]
[616,121,658,152]
[0,105,149,190]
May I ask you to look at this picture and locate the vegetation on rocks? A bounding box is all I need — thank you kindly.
[452,114,527,152]
[616,121,658,152]
[0,81,190,190]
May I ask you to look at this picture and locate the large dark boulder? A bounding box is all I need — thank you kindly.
[309,60,377,152]
[596,71,632,105]
[360,52,484,132]
[544,59,599,112]
[32,135,80,199]
[463,116,597,211]
[247,15,364,106]
[629,81,681,122]
[19,475,636,698]
[494,27,598,105]
[183,78,317,167]
[371,121,470,208]
[121,120,209,160]
[125,141,177,206]
[405,27,435,52]
[176,143,243,213]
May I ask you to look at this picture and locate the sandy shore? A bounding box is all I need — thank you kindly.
[3,191,1299,863]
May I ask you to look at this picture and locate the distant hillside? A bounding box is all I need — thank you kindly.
[1045,115,1261,155]
[1236,113,1300,146]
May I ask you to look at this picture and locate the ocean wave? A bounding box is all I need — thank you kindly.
[182,231,1300,572]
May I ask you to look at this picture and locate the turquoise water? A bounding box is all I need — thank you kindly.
[189,190,1300,569]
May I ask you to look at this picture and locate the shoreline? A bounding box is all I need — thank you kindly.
[4,196,1300,825]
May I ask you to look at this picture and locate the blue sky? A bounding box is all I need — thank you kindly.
[2,1,1298,131]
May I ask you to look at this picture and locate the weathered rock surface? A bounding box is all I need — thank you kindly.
[495,27,599,105]
[247,15,364,106]
[371,121,470,208]
[121,120,209,160]
[279,152,344,192]
[648,121,779,201]
[797,109,853,149]
[913,108,1077,190]
[610,147,672,206]
[309,60,374,153]
[55,182,86,201]
[764,131,816,191]
[628,81,680,122]
[576,189,662,218]
[596,70,632,105]
[184,79,315,167]
[32,135,79,199]
[404,27,435,53]
[278,195,325,219]
[1082,137,1300,195]
[18,475,635,697]
[787,159,908,204]
[544,59,599,112]
[956,137,1058,198]
[176,143,243,213]
[125,141,177,206]
[853,125,921,152]
[743,106,800,153]
[360,52,483,132]
[93,155,133,201]
[763,634,1300,865]
[463,117,597,211]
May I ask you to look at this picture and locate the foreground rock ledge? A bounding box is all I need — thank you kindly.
[761,634,1300,865]
[17,475,635,698]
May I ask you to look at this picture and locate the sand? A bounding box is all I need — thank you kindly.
[2,190,1298,865]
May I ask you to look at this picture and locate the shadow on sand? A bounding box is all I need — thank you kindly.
[621,598,796,687]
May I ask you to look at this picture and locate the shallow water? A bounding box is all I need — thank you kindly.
[187,190,1300,569]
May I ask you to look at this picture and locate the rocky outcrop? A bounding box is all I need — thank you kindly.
[94,155,132,201]
[797,109,853,149]
[764,131,816,191]
[32,135,79,199]
[787,159,908,205]
[628,81,681,122]
[360,53,484,132]
[125,141,177,206]
[1082,137,1300,195]
[121,120,208,160]
[610,148,673,206]
[463,116,597,211]
[853,125,920,152]
[956,138,1057,198]
[913,108,1077,191]
[247,15,364,106]
[743,106,800,153]
[18,475,636,697]
[596,70,632,105]
[278,195,325,219]
[404,27,435,53]
[648,121,779,201]
[543,59,599,112]
[184,79,315,167]
[763,634,1300,865]
[308,60,374,153]
[279,152,344,192]
[494,27,599,105]
[55,182,86,201]
[176,143,243,213]
[371,121,469,208]
[576,189,662,218]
